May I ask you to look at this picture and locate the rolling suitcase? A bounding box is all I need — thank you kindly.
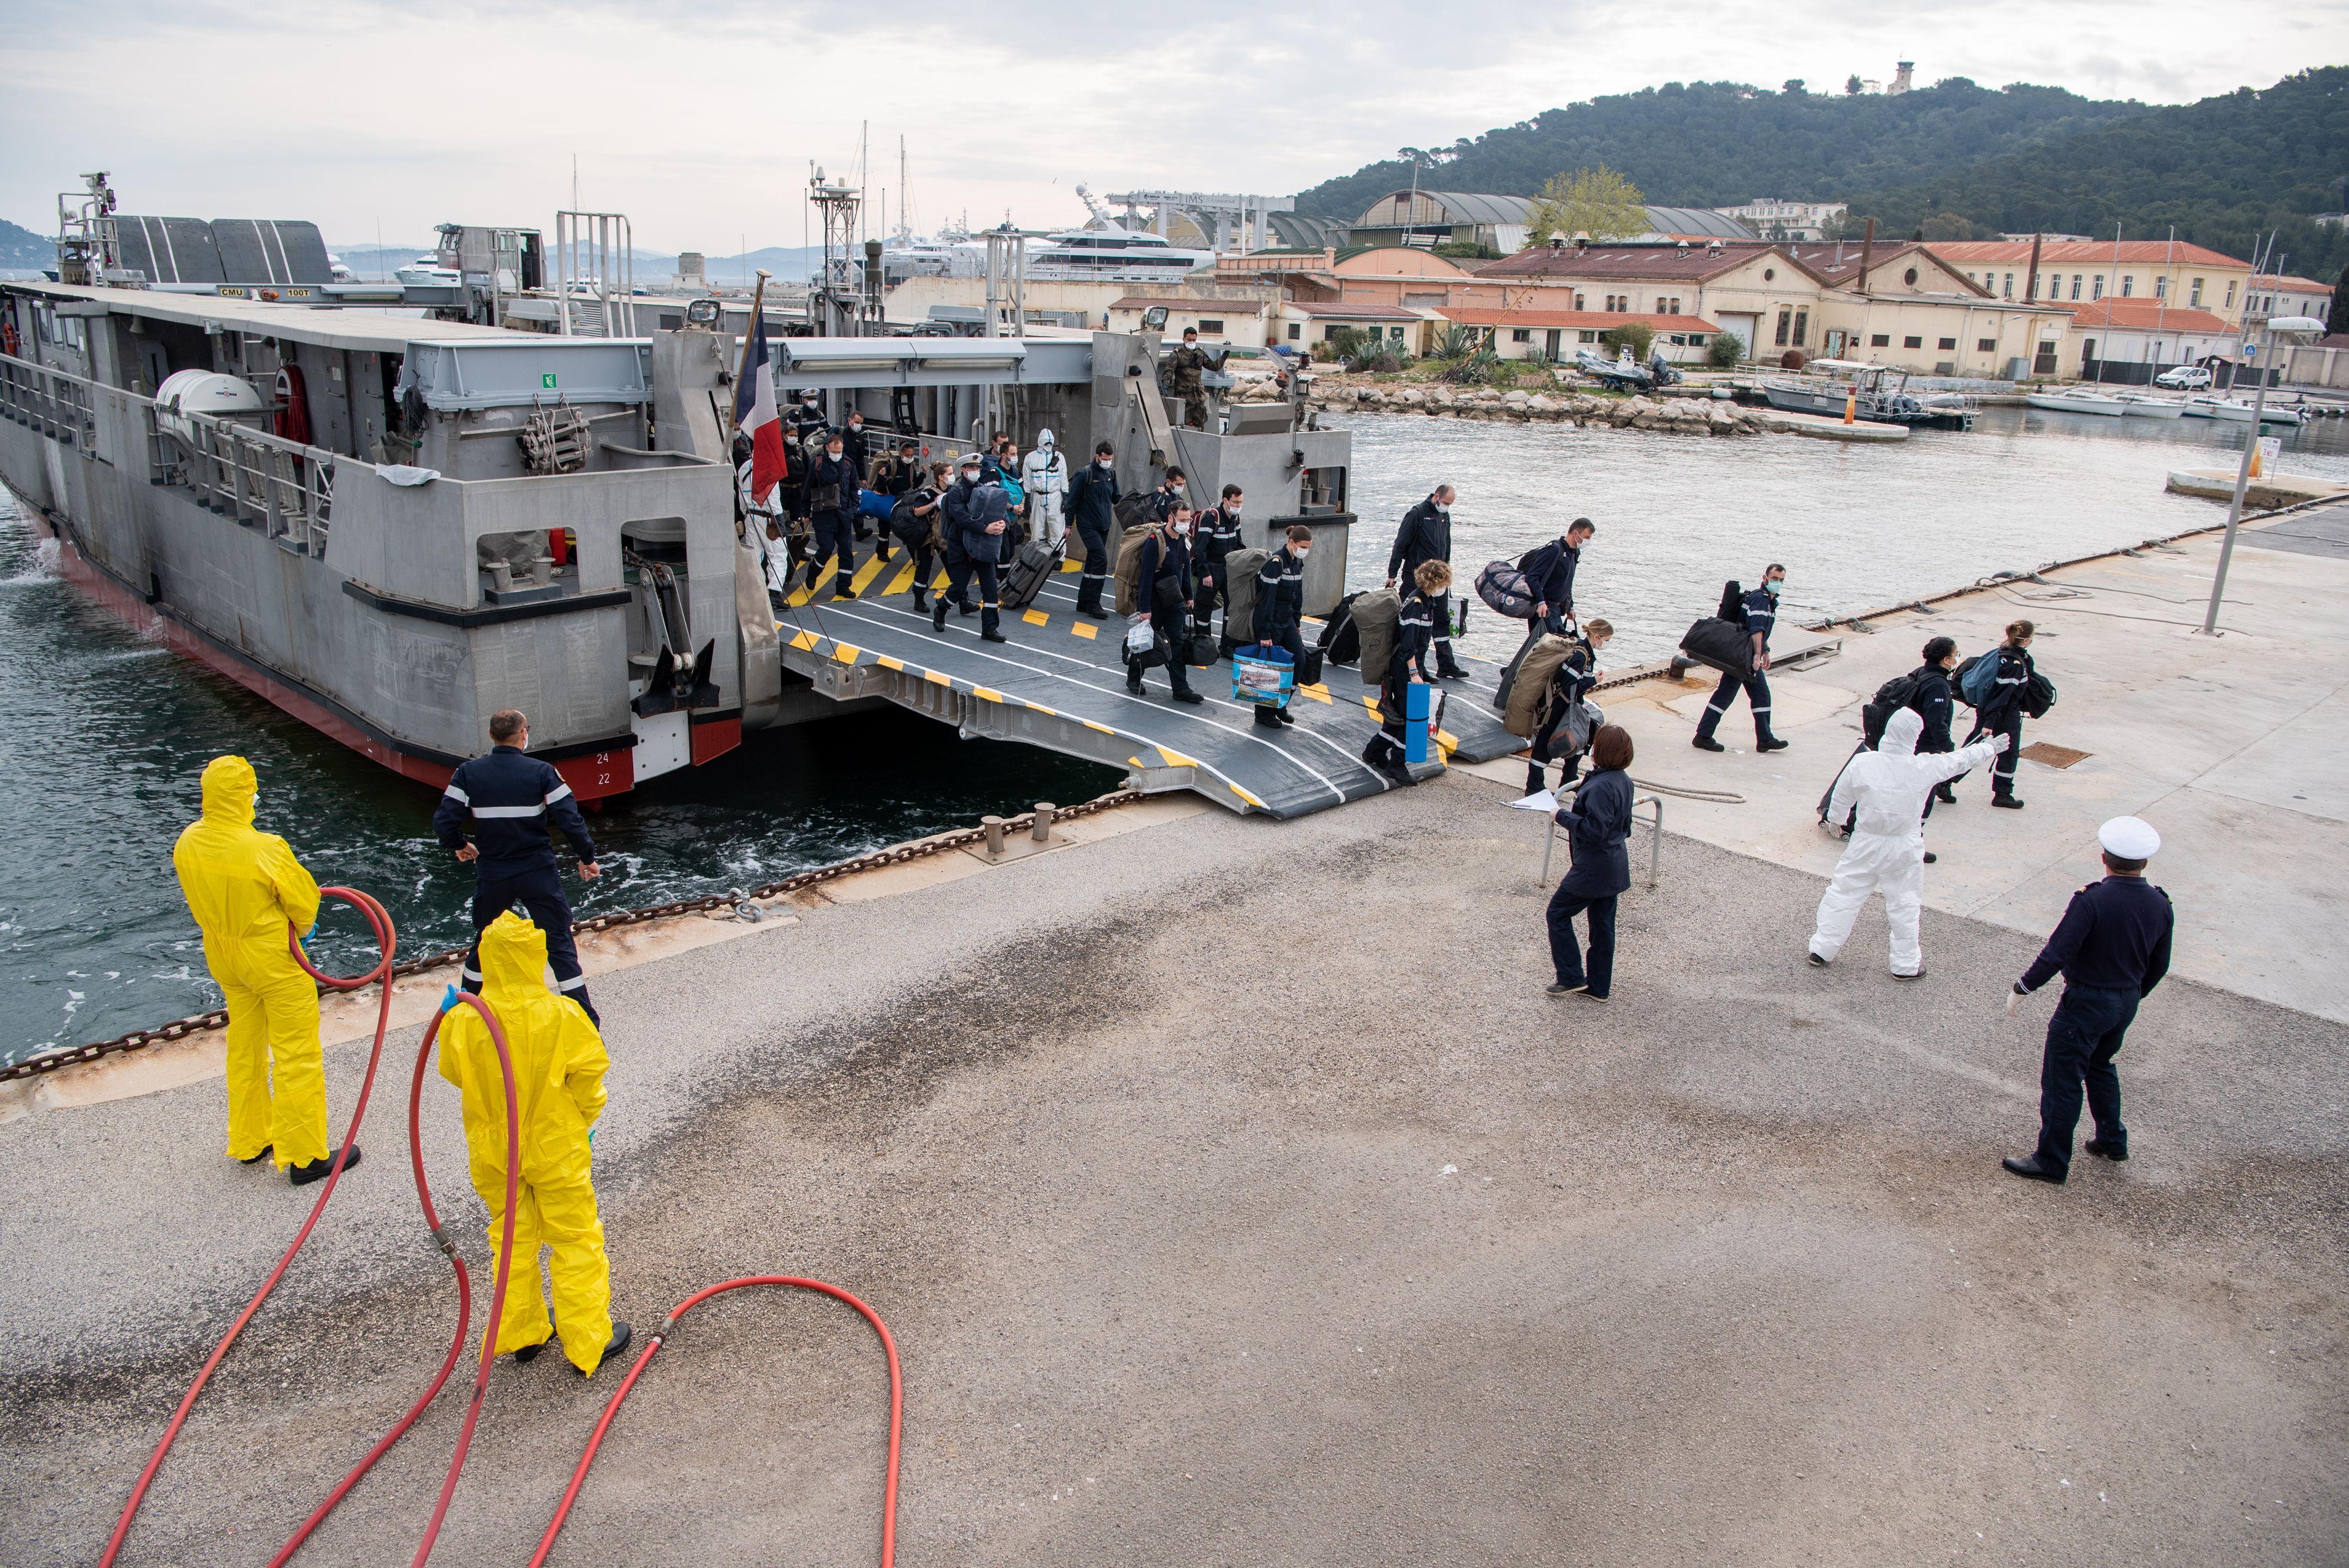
[1000,537,1062,610]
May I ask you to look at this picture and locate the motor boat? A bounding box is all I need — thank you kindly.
[1761,358,1971,428]
[1573,346,1682,391]
[2025,387,2131,416]
[2116,393,2186,419]
[2189,396,2309,425]
[393,256,460,287]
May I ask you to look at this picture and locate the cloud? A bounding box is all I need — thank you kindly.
[0,0,2330,248]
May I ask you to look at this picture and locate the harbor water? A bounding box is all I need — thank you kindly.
[6,401,2347,1064]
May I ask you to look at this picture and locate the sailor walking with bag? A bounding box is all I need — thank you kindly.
[934,455,1010,643]
[1691,564,1788,753]
[1124,507,1203,704]
[1247,525,1314,729]
[1805,707,2006,978]
[1362,559,1451,785]
[1387,486,1467,680]
[1064,441,1120,620]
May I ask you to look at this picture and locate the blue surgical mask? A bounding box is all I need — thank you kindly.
[1765,579,1782,596]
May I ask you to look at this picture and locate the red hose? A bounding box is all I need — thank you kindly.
[97,887,398,1568]
[528,1276,904,1568]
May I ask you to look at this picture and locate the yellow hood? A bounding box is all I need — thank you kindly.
[476,910,550,996]
[200,755,259,827]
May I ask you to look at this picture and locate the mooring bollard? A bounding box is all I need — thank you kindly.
[1032,802,1055,842]
[983,815,1005,856]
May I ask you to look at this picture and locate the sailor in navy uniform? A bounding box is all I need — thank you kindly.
[1692,564,1788,753]
[2002,817,2174,1185]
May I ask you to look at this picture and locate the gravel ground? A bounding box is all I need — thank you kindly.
[4,776,2343,1566]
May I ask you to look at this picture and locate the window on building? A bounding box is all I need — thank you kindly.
[1197,319,1224,333]
[1574,293,1586,311]
[2092,276,2105,299]
[1668,334,1687,346]
[1902,335,1921,349]
[1391,326,1407,341]
[1689,335,1707,346]
[1790,309,1808,345]
[2069,276,2082,301]
[1937,337,1956,350]
[1904,267,1919,285]
[1871,334,1891,346]
[1324,325,1342,340]
[2154,277,2168,300]
[2120,276,2134,298]
[2190,277,2204,306]
[1666,296,1682,314]
[1578,330,1598,343]
[1977,338,1997,352]
[1774,307,1792,346]
[2034,340,2059,375]
[2002,273,2014,298]
[1287,323,1300,340]
[1511,328,1532,343]
[2225,281,2236,307]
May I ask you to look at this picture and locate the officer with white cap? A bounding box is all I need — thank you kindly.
[2002,816,2174,1185]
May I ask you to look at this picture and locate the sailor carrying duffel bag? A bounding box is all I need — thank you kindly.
[1475,559,1537,620]
[1678,616,1752,677]
[1352,586,1402,687]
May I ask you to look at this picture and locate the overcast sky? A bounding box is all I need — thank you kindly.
[4,0,2342,251]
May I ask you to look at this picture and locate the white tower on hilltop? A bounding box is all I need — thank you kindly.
[1892,61,1914,93]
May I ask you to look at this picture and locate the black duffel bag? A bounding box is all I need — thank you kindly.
[2024,669,2057,719]
[1679,617,1752,677]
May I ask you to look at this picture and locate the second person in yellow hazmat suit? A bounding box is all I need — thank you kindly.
[438,911,627,1375]
[172,755,352,1183]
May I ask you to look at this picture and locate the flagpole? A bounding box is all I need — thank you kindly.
[733,269,772,434]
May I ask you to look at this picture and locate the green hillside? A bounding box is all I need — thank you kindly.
[0,218,52,271]
[1293,78,2149,219]
[1846,67,2349,282]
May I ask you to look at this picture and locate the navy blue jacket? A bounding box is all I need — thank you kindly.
[1197,504,1245,569]
[813,453,857,515]
[1740,586,1778,649]
[1911,666,1955,754]
[1137,527,1191,597]
[2019,876,2174,996]
[1521,539,1580,615]
[433,746,597,880]
[943,477,1010,563]
[1556,765,1634,898]
[1391,587,1437,690]
[1254,546,1306,640]
[1980,644,2032,723]
[1389,496,1451,578]
[1065,463,1119,533]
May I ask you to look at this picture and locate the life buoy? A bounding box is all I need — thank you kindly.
[272,364,313,446]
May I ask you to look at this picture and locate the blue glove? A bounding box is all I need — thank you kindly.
[439,985,461,1014]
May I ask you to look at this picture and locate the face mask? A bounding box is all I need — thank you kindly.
[1765,579,1782,596]
[1097,458,1112,468]
[1293,546,1309,560]
[961,469,979,482]
[1171,483,1185,495]
[849,419,862,429]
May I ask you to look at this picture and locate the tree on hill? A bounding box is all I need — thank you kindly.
[1527,166,1648,245]
[2329,264,2349,336]
[1291,77,2149,222]
[1843,67,2349,281]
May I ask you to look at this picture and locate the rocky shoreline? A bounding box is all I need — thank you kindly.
[1273,373,1783,436]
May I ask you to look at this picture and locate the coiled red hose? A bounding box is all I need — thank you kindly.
[98,887,398,1568]
[527,1275,904,1568]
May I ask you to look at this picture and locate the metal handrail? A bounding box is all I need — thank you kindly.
[0,350,98,454]
[1537,786,1665,890]
[146,400,344,552]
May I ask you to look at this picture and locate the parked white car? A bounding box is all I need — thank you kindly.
[2156,365,2215,390]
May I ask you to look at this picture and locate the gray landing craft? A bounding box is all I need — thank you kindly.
[0,182,1516,815]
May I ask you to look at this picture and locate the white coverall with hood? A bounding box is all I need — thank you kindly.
[1021,429,1068,545]
[1808,706,2006,975]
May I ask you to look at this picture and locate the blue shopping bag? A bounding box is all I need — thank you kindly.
[1231,645,1295,709]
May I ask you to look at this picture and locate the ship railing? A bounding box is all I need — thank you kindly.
[0,352,97,456]
[148,404,339,554]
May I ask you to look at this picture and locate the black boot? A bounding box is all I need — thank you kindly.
[1126,667,1145,696]
[833,576,856,601]
[289,1144,361,1186]
[910,587,929,613]
[932,597,949,632]
[1253,705,1283,727]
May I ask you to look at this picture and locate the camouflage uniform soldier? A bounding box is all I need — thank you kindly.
[1163,327,1212,429]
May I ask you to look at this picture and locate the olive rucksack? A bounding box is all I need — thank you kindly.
[1352,587,1402,687]
[1502,634,1573,739]
[1222,547,1271,643]
[1113,528,1158,616]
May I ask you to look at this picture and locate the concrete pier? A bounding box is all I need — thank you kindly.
[2,513,2345,1566]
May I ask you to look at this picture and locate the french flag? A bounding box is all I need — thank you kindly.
[734,312,784,504]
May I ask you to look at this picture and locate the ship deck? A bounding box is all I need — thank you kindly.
[772,537,1526,818]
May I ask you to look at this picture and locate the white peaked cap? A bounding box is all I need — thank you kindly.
[2097,817,2161,859]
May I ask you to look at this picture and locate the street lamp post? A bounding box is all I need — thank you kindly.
[2201,311,2328,635]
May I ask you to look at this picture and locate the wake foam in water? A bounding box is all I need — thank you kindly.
[2,537,61,585]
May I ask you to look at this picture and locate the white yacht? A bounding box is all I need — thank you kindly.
[944,225,1214,283]
[2025,387,2131,416]
[2116,393,2186,419]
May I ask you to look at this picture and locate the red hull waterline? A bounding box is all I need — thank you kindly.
[28,515,669,803]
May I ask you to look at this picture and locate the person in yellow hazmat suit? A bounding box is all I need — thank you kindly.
[172,755,354,1185]
[437,910,628,1374]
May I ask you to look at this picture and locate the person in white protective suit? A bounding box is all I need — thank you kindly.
[1806,706,2008,977]
[1021,428,1070,546]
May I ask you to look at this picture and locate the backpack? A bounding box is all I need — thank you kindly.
[1222,547,1271,642]
[1318,591,1364,664]
[1717,580,1745,624]
[1352,587,1402,687]
[1113,528,1159,616]
[1474,560,1537,619]
[1959,650,2001,707]
[2024,669,2056,719]
[1113,490,1157,531]
[1502,634,1572,738]
[1860,669,1925,748]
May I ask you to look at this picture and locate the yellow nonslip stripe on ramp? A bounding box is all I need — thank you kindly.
[925,670,952,686]
[1058,559,1082,572]
[877,656,905,672]
[1023,609,1049,626]
[849,551,892,594]
[883,557,918,595]
[1084,720,1115,734]
[973,686,1004,703]
[1070,621,1098,639]
[1157,746,1200,769]
[831,644,861,663]
[789,630,821,651]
